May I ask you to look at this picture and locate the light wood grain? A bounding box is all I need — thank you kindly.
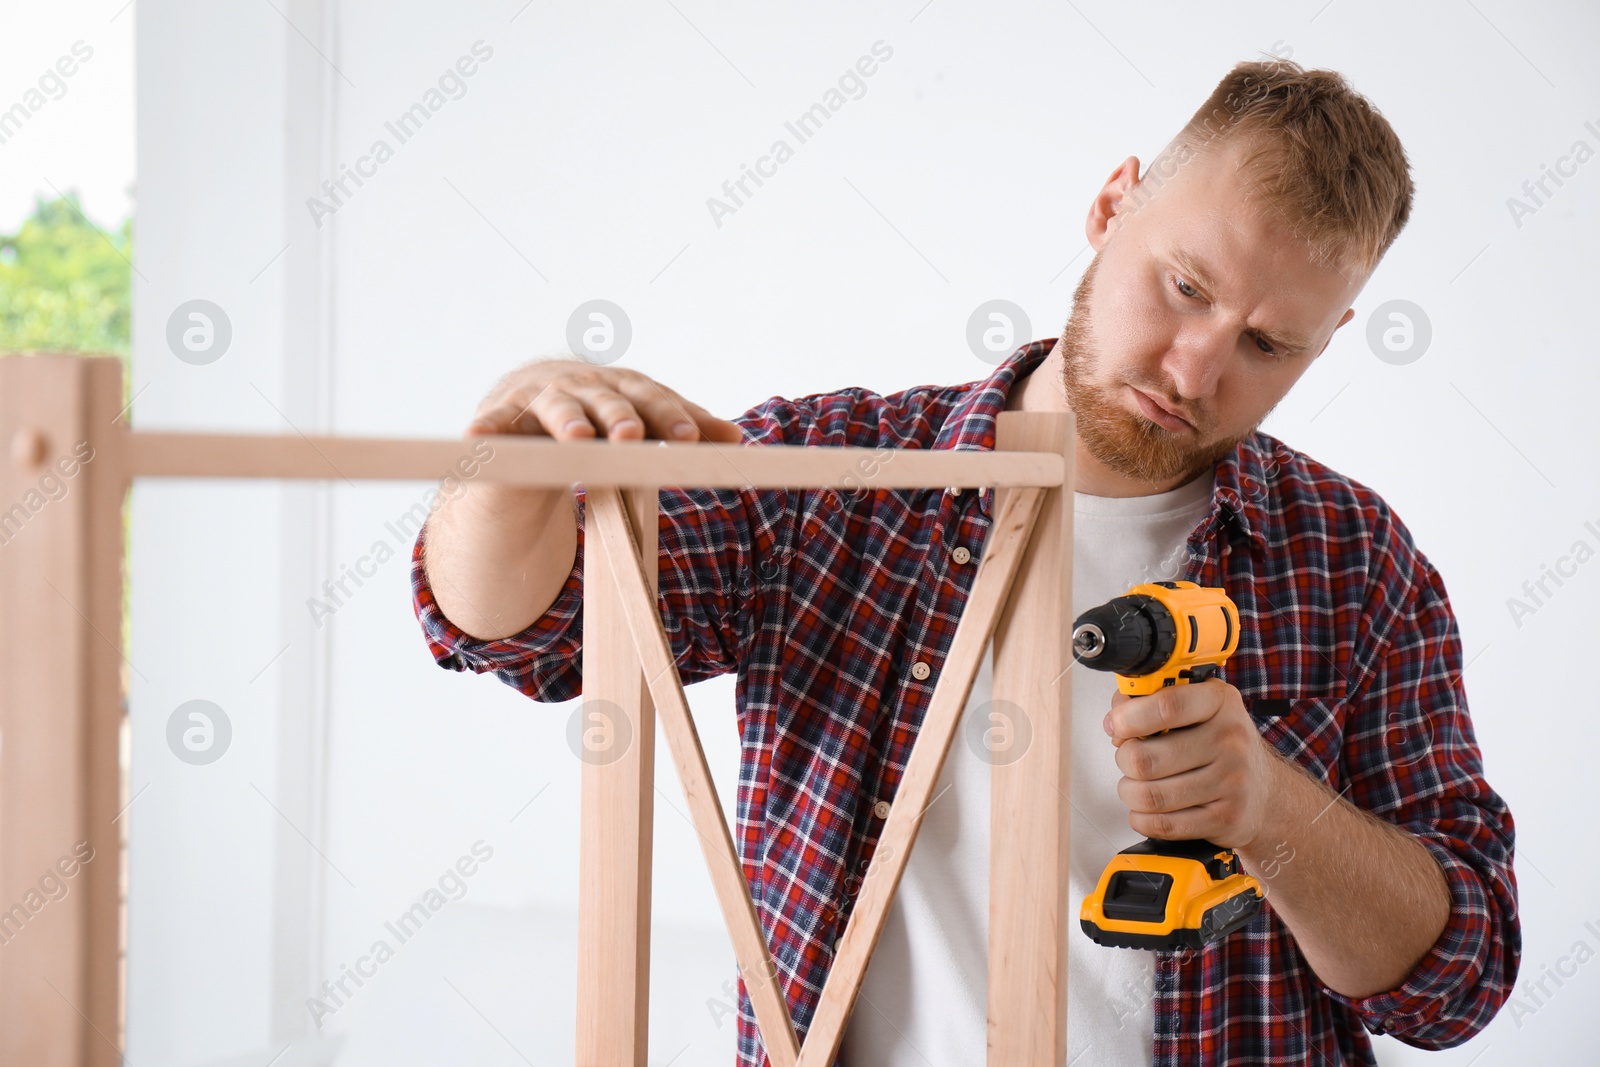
[988,410,1075,1064]
[125,430,1064,490]
[576,485,658,1065]
[0,354,128,1066]
[588,486,800,1067]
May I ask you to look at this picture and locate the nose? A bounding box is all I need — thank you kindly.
[1160,324,1229,406]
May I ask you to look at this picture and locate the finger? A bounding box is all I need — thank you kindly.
[1128,804,1225,842]
[613,379,721,441]
[1106,690,1132,746]
[616,378,744,443]
[1116,765,1220,816]
[466,396,555,437]
[692,409,746,443]
[1114,729,1214,781]
[564,383,652,440]
[1106,682,1220,742]
[1113,736,1148,778]
[469,385,592,439]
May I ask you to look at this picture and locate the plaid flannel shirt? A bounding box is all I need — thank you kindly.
[411,339,1519,1065]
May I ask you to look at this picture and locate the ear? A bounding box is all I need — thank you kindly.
[1312,307,1356,359]
[1305,307,1356,361]
[1086,156,1143,252]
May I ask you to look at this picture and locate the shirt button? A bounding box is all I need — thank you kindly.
[951,546,971,565]
[873,800,891,819]
[910,661,931,681]
[948,486,963,496]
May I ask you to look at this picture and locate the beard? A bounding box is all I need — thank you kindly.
[1058,251,1253,489]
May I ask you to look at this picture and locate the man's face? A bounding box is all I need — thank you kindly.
[1058,138,1361,491]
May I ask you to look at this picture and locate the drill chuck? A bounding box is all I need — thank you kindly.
[1071,594,1178,676]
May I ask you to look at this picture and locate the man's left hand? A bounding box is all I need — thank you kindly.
[1103,679,1281,848]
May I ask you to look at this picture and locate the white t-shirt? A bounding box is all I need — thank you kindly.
[840,469,1215,1066]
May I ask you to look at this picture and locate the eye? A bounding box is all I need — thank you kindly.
[1172,273,1288,358]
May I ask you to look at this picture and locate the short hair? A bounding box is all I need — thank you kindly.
[1146,55,1414,281]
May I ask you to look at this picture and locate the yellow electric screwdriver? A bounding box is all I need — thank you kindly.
[1072,580,1264,950]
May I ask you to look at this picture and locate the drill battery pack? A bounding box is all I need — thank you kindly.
[1080,837,1264,950]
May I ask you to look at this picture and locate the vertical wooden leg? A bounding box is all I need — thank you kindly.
[988,410,1074,1064]
[576,485,658,1066]
[0,354,128,1067]
[587,486,800,1067]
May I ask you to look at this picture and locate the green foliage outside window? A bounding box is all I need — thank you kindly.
[0,192,132,357]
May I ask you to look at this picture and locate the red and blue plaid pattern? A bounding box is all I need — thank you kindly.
[411,339,1518,1065]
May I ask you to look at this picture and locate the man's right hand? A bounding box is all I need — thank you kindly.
[423,358,742,641]
[463,358,744,444]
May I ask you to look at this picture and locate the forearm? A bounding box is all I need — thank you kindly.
[1237,750,1451,999]
[423,482,577,640]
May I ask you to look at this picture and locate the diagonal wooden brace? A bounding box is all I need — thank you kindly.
[795,475,1050,1067]
[587,486,802,1067]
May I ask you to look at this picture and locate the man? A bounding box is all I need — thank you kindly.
[412,57,1518,1065]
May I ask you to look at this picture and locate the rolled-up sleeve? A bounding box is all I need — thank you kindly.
[409,398,816,703]
[1329,551,1520,1046]
[412,478,797,702]
[411,494,589,702]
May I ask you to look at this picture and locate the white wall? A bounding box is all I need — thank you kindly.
[0,6,135,231]
[128,1,1599,1064]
